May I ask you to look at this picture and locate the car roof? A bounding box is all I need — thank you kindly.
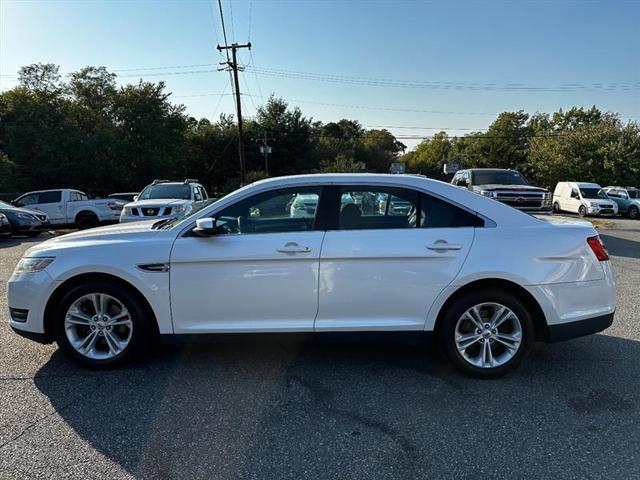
[573,182,602,188]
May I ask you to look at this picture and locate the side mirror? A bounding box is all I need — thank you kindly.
[457,179,469,187]
[193,218,219,236]
[133,195,139,202]
[11,200,21,207]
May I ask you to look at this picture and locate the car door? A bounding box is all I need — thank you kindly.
[169,186,326,333]
[568,186,582,213]
[607,190,625,212]
[17,191,64,223]
[315,185,478,332]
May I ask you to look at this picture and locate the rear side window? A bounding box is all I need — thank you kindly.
[338,187,418,230]
[333,186,482,230]
[420,193,483,228]
[37,191,62,204]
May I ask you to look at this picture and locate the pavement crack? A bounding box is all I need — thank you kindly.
[0,380,103,451]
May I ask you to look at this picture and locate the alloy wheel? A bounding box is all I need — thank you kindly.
[454,302,523,369]
[64,293,133,360]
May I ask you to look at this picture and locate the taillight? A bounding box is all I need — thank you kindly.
[587,235,609,261]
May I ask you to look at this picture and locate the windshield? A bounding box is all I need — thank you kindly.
[139,184,191,200]
[580,188,607,199]
[472,170,529,186]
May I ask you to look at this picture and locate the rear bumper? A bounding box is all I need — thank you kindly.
[547,312,614,342]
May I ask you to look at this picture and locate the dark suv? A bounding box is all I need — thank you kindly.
[451,168,552,213]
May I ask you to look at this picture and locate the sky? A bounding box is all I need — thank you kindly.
[1,0,639,150]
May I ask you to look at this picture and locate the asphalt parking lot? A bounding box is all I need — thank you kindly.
[1,217,640,480]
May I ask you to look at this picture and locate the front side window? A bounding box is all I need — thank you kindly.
[214,187,321,235]
[17,194,38,206]
[35,191,61,204]
[628,190,638,199]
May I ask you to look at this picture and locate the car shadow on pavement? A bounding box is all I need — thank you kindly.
[600,233,640,259]
[30,333,640,479]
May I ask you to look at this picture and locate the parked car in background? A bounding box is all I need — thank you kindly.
[108,192,139,215]
[12,189,119,229]
[120,180,209,223]
[108,193,138,203]
[603,187,640,219]
[9,174,615,378]
[0,200,50,237]
[0,213,12,237]
[451,168,552,214]
[553,182,618,217]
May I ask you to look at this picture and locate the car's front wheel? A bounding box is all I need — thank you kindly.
[439,290,534,378]
[53,282,150,368]
[553,202,560,213]
[628,206,639,220]
[578,205,587,217]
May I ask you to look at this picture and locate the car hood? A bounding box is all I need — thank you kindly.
[25,221,163,256]
[0,205,48,217]
[474,184,549,193]
[124,199,190,208]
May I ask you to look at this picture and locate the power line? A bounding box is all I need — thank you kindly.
[246,66,640,93]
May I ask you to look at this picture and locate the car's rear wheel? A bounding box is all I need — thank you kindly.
[439,290,534,378]
[53,282,149,368]
[578,205,587,217]
[76,212,99,230]
[553,202,560,213]
[628,206,639,220]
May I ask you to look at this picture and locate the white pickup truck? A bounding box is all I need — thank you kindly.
[12,189,120,229]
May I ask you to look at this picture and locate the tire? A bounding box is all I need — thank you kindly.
[578,205,587,217]
[53,281,150,368]
[76,213,99,230]
[438,289,534,379]
[553,202,560,213]
[628,206,639,220]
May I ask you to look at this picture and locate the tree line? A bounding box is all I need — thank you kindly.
[1,63,638,197]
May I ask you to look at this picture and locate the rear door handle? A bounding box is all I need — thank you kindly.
[427,241,463,251]
[277,242,311,254]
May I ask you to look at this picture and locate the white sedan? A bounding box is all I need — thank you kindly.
[8,174,616,378]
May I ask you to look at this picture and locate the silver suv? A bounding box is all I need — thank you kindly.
[120,180,209,223]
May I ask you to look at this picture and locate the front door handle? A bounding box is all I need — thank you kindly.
[427,240,463,251]
[277,242,311,254]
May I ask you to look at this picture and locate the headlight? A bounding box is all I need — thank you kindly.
[14,257,55,274]
[174,205,187,214]
[480,190,497,198]
[16,213,36,221]
[0,214,8,224]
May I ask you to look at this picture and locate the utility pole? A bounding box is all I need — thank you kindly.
[217,42,251,185]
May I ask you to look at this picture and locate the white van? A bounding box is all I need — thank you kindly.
[553,182,618,217]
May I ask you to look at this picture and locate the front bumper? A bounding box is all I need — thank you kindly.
[7,270,57,340]
[587,206,617,216]
[13,219,51,233]
[547,312,614,342]
[0,222,11,236]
